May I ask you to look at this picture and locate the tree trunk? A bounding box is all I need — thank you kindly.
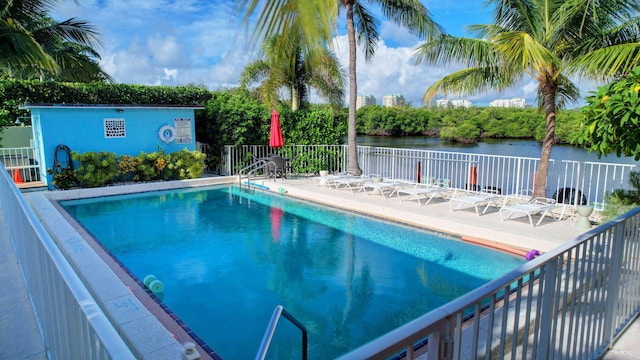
[291,84,300,111]
[344,1,362,175]
[533,81,557,199]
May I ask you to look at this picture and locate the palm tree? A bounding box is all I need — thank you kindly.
[237,0,441,174]
[239,34,345,111]
[415,0,640,198]
[0,0,108,82]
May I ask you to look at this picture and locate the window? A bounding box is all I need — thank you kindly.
[104,118,126,138]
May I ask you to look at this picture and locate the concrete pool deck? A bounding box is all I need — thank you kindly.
[2,175,638,359]
[270,176,587,254]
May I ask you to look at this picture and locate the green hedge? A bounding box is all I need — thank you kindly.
[0,80,213,127]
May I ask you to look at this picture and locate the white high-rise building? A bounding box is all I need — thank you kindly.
[356,95,377,109]
[489,97,526,108]
[382,94,405,107]
[435,99,472,108]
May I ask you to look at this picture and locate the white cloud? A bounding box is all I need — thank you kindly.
[163,68,178,81]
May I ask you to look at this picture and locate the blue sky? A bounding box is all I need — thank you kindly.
[51,0,588,107]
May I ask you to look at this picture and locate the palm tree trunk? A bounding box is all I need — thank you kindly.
[344,1,362,175]
[291,84,300,111]
[533,81,557,198]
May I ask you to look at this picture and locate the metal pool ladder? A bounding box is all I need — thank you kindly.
[255,305,308,360]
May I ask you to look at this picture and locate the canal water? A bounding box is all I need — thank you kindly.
[356,136,638,165]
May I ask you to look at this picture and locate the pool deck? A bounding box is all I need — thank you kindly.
[273,176,586,254]
[2,175,639,359]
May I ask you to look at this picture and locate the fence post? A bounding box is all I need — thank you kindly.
[602,220,627,348]
[537,258,559,357]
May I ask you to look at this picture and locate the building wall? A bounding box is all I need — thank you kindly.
[382,94,405,107]
[356,95,376,109]
[29,106,197,188]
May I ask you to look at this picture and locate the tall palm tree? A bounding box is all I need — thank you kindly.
[237,0,441,174]
[0,0,108,82]
[415,0,640,198]
[240,34,345,111]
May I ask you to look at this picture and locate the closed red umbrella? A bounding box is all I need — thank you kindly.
[269,109,284,148]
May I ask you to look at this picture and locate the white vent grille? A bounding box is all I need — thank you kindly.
[104,118,126,138]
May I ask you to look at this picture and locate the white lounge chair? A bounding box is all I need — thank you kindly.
[333,175,372,192]
[499,197,564,227]
[396,179,449,206]
[362,180,404,198]
[449,189,502,216]
[312,173,351,187]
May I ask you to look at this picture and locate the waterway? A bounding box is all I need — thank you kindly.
[356,136,638,165]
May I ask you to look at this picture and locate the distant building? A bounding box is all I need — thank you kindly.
[435,99,472,108]
[489,97,526,108]
[382,94,405,107]
[356,94,376,109]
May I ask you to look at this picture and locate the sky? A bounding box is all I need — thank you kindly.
[51,0,593,107]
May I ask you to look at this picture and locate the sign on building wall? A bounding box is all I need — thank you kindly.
[174,118,192,144]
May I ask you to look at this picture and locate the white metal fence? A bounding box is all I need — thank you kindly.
[0,147,41,183]
[0,163,135,359]
[338,207,640,359]
[224,145,637,208]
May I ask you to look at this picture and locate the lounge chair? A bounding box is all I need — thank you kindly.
[333,175,372,192]
[449,189,502,216]
[312,173,351,187]
[499,197,563,227]
[362,180,404,198]
[396,179,449,206]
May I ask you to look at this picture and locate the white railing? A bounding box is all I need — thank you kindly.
[224,145,637,208]
[339,207,640,359]
[0,146,41,183]
[0,163,135,359]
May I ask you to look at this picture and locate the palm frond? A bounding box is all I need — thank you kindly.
[235,0,336,55]
[377,0,442,40]
[239,60,271,87]
[422,66,518,104]
[487,0,538,34]
[571,43,640,80]
[39,18,101,49]
[352,1,379,61]
[413,35,497,68]
[493,31,559,76]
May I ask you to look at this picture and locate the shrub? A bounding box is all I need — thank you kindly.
[601,171,640,221]
[48,149,206,189]
[118,155,142,182]
[47,167,77,190]
[73,151,119,187]
[164,149,206,180]
[137,150,169,181]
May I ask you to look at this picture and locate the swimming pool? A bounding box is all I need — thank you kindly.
[61,184,525,359]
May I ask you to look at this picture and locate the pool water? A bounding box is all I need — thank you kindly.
[62,185,525,359]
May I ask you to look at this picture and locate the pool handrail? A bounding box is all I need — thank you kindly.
[255,305,308,360]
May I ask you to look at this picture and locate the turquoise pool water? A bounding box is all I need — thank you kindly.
[62,185,525,359]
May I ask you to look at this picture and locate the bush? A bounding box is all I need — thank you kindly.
[74,151,119,187]
[165,149,206,180]
[137,150,170,182]
[47,167,77,190]
[601,171,640,221]
[48,149,206,189]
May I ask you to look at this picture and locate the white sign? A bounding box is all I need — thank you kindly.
[174,118,192,144]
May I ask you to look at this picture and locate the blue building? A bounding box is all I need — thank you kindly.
[20,104,204,189]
